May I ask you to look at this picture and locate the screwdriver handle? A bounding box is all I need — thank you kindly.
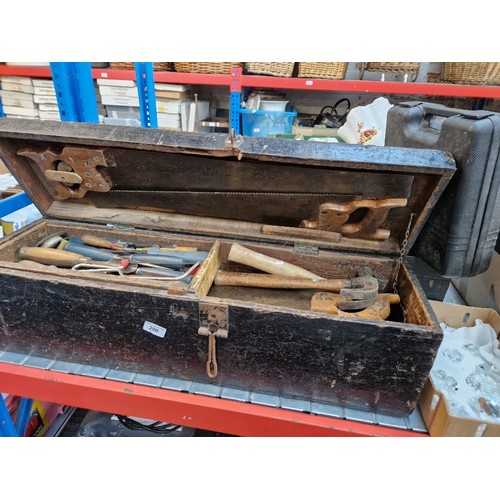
[18,247,90,268]
[81,234,123,250]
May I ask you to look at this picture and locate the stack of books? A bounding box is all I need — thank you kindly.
[32,79,60,121]
[0,76,39,119]
[0,77,104,122]
[98,79,141,127]
[155,83,192,131]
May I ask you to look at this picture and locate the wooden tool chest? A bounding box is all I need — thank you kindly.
[0,119,456,417]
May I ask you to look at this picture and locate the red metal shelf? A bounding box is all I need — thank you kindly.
[0,361,426,437]
[240,75,500,98]
[3,65,500,99]
[92,68,233,86]
[0,65,52,78]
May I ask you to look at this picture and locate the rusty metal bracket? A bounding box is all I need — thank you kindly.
[300,198,408,241]
[18,146,115,200]
[198,303,228,379]
[224,129,244,160]
[198,303,229,339]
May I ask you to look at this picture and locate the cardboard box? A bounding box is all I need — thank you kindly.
[418,300,500,436]
[292,124,340,137]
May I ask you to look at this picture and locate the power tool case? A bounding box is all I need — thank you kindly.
[0,119,455,416]
[386,101,500,278]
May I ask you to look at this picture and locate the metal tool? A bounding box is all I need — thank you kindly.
[17,247,137,274]
[338,266,379,308]
[71,235,198,252]
[224,244,379,307]
[134,265,198,283]
[35,231,67,248]
[214,271,378,302]
[131,262,201,281]
[60,241,188,268]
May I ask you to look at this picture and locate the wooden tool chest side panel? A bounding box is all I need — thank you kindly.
[402,170,456,251]
[399,263,440,327]
[0,221,48,261]
[209,301,440,416]
[0,139,53,214]
[0,272,206,380]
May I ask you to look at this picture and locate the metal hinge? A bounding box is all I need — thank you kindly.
[198,303,229,379]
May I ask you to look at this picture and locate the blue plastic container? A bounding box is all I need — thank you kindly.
[241,108,297,137]
[0,191,31,217]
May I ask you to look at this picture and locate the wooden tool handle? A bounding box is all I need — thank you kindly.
[81,234,119,249]
[227,243,322,279]
[215,271,349,291]
[18,247,90,268]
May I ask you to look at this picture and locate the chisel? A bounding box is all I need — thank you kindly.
[60,241,188,268]
[69,235,198,252]
[17,247,137,273]
[18,247,91,268]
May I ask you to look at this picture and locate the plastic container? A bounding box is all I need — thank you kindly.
[259,100,289,111]
[241,109,297,137]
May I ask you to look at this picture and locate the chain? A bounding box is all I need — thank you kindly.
[393,213,415,322]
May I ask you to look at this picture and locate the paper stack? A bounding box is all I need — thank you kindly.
[32,78,60,121]
[155,83,194,131]
[98,79,141,127]
[0,76,39,119]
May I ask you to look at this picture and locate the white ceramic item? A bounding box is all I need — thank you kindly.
[337,97,393,146]
[259,100,289,111]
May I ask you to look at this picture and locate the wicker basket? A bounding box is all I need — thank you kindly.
[174,62,244,74]
[441,62,500,85]
[365,62,420,74]
[245,62,295,77]
[109,62,174,71]
[297,62,348,80]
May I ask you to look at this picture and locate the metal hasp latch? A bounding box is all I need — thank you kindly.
[300,198,408,241]
[224,129,244,160]
[18,146,115,200]
[198,303,229,379]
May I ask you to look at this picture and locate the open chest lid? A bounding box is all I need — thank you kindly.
[0,118,456,257]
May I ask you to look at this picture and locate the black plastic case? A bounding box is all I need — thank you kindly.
[386,101,500,278]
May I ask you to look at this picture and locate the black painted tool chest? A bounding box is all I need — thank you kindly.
[0,119,455,416]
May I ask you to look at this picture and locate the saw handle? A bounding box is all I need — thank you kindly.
[18,247,90,268]
[227,243,322,279]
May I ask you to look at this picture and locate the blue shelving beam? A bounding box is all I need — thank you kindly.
[230,67,242,134]
[134,62,158,128]
[50,62,99,123]
[0,94,5,118]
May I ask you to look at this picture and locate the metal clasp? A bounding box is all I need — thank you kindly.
[198,304,228,378]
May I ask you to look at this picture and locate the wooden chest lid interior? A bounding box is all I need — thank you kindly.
[0,119,456,257]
